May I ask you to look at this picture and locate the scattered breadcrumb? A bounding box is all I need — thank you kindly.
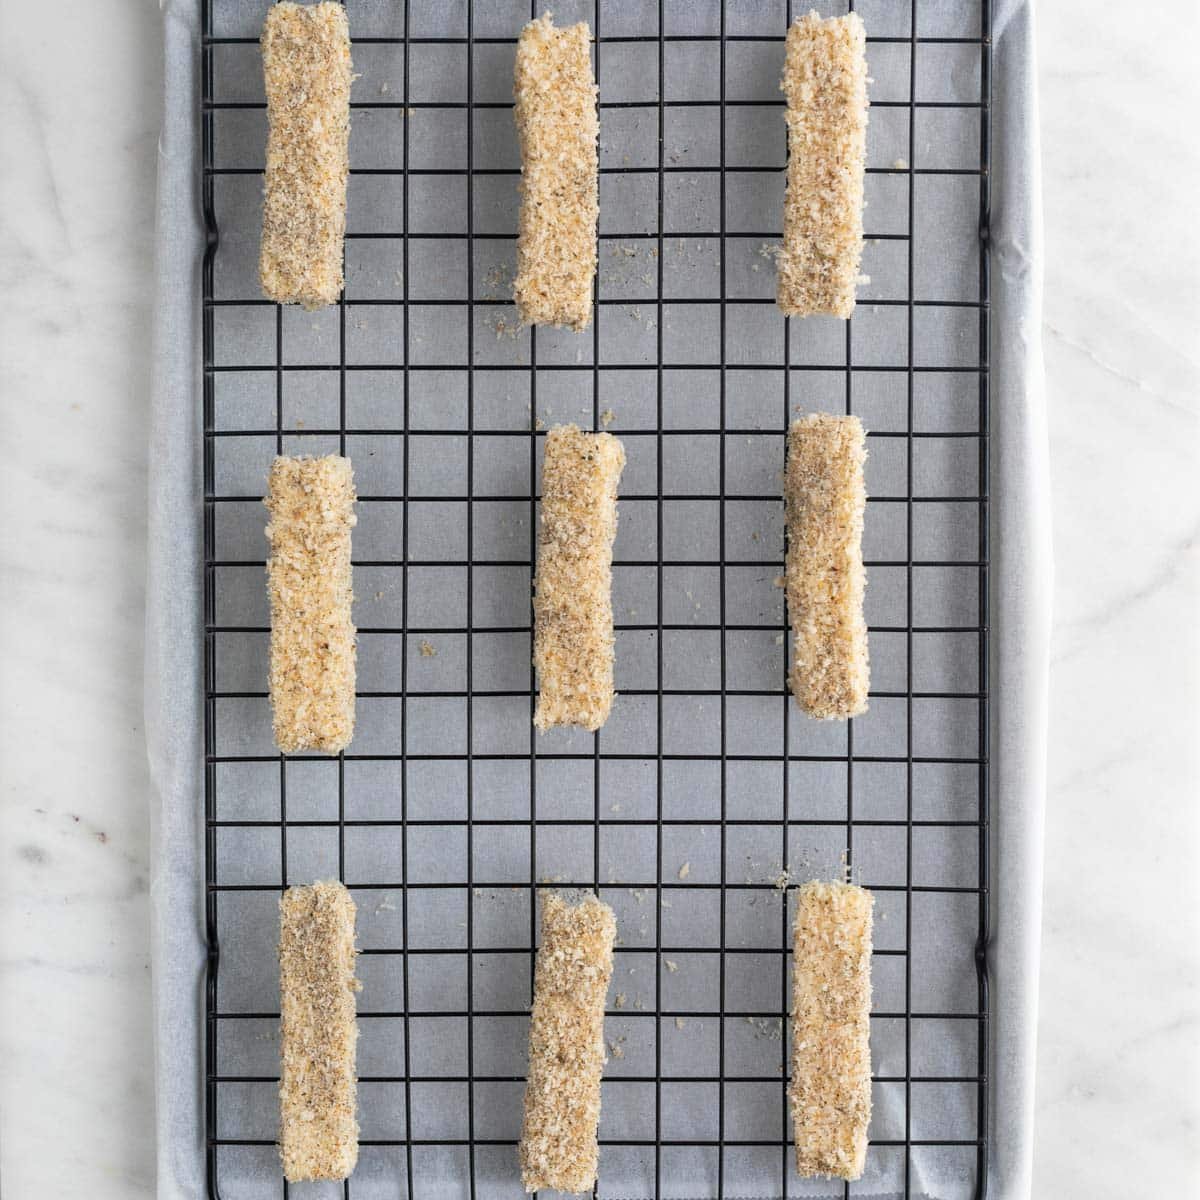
[483,262,515,300]
[615,992,626,1009]
[600,408,616,428]
[519,893,616,1194]
[279,881,359,1182]
[776,12,869,318]
[892,157,908,170]
[419,640,437,658]
[790,880,874,1181]
[786,415,869,719]
[675,1017,687,1031]
[484,310,521,341]
[746,1015,784,1042]
[259,3,351,309]
[664,959,679,973]
[533,426,626,732]
[265,456,357,753]
[513,15,599,331]
[677,862,690,880]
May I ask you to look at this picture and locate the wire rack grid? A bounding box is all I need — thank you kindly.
[201,1,991,1197]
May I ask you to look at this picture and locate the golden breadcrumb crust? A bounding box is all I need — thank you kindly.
[786,414,869,719]
[260,2,352,309]
[777,11,869,318]
[519,892,617,1193]
[279,881,360,1182]
[265,455,357,753]
[533,426,625,732]
[513,15,599,331]
[790,880,874,1180]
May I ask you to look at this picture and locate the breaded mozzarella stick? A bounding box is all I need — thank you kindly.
[786,414,869,719]
[790,880,874,1180]
[513,14,599,330]
[519,892,616,1193]
[279,881,359,1182]
[260,2,352,309]
[777,11,869,318]
[265,455,357,753]
[533,426,625,732]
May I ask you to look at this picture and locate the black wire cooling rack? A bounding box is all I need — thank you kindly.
[201,1,991,1197]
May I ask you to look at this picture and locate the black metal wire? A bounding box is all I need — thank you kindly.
[201,2,993,1197]
[201,4,219,1194]
[976,2,994,1194]
[398,5,417,1196]
[904,6,918,1195]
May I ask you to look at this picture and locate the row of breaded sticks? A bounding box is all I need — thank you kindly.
[260,3,868,322]
[280,879,874,1189]
[266,413,868,755]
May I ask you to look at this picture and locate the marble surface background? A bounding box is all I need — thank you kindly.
[0,2,1195,1197]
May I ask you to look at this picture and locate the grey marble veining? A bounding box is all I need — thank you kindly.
[1034,4,1200,1195]
[0,2,163,1196]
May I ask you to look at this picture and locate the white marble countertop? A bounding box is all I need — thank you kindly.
[0,2,1196,1196]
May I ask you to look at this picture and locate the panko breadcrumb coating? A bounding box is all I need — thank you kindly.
[786,415,869,719]
[279,881,359,1183]
[513,15,599,331]
[777,11,869,319]
[265,455,357,753]
[790,880,874,1180]
[519,892,617,1193]
[260,2,352,309]
[533,426,625,732]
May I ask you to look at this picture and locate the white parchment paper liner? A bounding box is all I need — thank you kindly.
[148,2,1047,1196]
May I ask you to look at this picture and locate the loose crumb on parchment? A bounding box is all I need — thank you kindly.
[777,11,869,319]
[519,892,617,1194]
[260,2,352,309]
[533,426,625,732]
[513,14,599,331]
[279,881,360,1183]
[265,455,357,753]
[790,880,874,1181]
[785,415,869,719]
